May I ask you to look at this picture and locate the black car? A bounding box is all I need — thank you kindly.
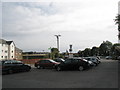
[105,56,112,59]
[73,57,95,67]
[55,58,90,71]
[1,60,31,74]
[34,59,59,69]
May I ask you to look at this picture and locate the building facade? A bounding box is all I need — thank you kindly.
[0,39,22,60]
[0,39,9,60]
[15,47,23,60]
[22,52,49,59]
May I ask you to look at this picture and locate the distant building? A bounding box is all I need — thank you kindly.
[15,47,23,60]
[0,39,22,60]
[22,52,49,59]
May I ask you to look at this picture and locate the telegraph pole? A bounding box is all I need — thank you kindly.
[54,35,61,52]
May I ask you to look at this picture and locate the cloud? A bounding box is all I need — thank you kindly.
[2,0,119,52]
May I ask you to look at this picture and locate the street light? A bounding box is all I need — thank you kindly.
[54,34,61,52]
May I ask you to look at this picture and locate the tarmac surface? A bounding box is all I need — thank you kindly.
[2,59,118,88]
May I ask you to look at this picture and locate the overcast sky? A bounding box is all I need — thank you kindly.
[1,0,119,52]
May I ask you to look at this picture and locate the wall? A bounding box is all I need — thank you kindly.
[0,43,9,60]
[9,42,15,59]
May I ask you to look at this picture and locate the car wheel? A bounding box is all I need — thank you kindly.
[78,66,84,71]
[37,65,41,69]
[56,66,61,71]
[99,61,101,64]
[8,69,13,74]
[26,68,30,72]
[95,63,98,66]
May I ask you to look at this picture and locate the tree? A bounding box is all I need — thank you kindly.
[99,41,112,56]
[83,48,91,57]
[111,43,120,59]
[78,50,84,57]
[51,48,59,59]
[91,46,99,56]
[115,14,120,40]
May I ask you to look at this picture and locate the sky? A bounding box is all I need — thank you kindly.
[1,0,119,53]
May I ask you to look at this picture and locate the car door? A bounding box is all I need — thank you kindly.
[2,61,11,72]
[4,60,19,72]
[11,60,22,72]
[64,59,73,69]
[39,60,45,67]
[48,60,55,68]
[72,59,79,69]
[44,60,53,68]
[15,61,25,71]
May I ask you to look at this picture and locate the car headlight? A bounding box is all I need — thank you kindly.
[88,61,92,64]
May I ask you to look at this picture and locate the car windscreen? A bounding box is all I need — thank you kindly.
[82,59,88,62]
[64,60,72,63]
[60,59,65,62]
[91,58,97,61]
[49,60,57,63]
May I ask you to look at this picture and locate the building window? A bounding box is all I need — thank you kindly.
[1,56,3,58]
[12,56,13,58]
[5,56,7,59]
[5,50,7,53]
[2,50,3,52]
[12,51,13,53]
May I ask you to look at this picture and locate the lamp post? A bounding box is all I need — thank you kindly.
[54,35,61,52]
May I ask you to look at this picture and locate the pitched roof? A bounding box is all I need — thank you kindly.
[0,39,13,45]
[0,39,7,44]
[6,41,13,45]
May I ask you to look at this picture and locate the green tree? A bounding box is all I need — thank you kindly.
[115,14,120,40]
[83,48,91,57]
[91,46,99,56]
[111,43,120,59]
[51,48,59,59]
[78,50,84,57]
[99,41,112,56]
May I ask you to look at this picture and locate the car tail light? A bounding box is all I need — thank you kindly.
[36,62,39,64]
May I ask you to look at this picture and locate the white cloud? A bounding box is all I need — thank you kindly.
[2,0,119,52]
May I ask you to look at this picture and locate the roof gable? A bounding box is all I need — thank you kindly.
[6,41,13,45]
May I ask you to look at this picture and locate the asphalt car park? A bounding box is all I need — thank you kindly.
[2,59,118,88]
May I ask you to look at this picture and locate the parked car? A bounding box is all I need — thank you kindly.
[73,57,94,67]
[83,57,100,66]
[34,59,59,69]
[117,56,120,60]
[1,60,31,74]
[105,56,112,59]
[55,58,90,71]
[96,56,101,63]
[53,58,65,63]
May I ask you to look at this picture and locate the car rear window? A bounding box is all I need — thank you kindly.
[49,60,57,63]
